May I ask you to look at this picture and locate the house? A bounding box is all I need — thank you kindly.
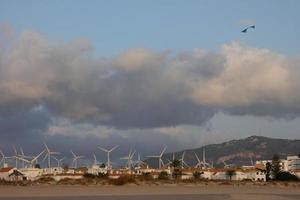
[9,170,25,181]
[0,167,25,181]
[87,165,108,175]
[20,167,43,181]
[287,156,300,171]
[0,167,15,181]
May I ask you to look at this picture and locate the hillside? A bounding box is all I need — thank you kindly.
[146,135,300,168]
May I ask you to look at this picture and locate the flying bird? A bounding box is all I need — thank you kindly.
[241,25,255,33]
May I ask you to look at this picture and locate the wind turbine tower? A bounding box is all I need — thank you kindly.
[43,143,59,168]
[98,145,118,170]
[147,146,167,169]
[71,150,84,168]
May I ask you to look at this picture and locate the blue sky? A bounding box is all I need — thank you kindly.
[1,0,299,55]
[0,0,300,159]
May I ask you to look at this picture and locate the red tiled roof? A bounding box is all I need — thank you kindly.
[0,167,13,172]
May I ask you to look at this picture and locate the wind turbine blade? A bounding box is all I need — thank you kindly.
[50,151,60,155]
[160,146,167,157]
[194,152,200,163]
[16,156,30,163]
[97,146,108,152]
[70,150,76,157]
[20,147,25,157]
[44,142,50,152]
[181,151,185,160]
[130,151,136,159]
[110,145,119,152]
[52,156,58,161]
[13,146,18,155]
[0,150,4,157]
[183,161,189,167]
[42,154,48,162]
[33,150,45,163]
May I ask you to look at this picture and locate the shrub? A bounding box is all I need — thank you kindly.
[38,176,55,183]
[226,169,236,181]
[158,171,169,180]
[193,171,203,179]
[139,172,153,181]
[172,168,182,179]
[277,171,299,181]
[83,173,97,179]
[98,172,108,179]
[109,175,135,185]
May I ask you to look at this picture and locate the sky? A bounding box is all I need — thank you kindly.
[0,0,300,165]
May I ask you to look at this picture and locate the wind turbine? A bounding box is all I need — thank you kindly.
[179,151,189,169]
[13,146,20,168]
[19,147,33,168]
[93,154,99,166]
[97,145,118,170]
[165,152,176,167]
[223,160,229,168]
[194,151,203,168]
[0,150,12,167]
[71,150,84,168]
[134,152,146,168]
[147,146,167,169]
[250,155,254,166]
[121,149,135,170]
[16,150,45,168]
[201,148,211,168]
[53,156,65,168]
[43,143,59,168]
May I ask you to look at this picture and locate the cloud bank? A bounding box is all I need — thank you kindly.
[0,27,300,157]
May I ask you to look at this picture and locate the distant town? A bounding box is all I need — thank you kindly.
[0,142,299,184]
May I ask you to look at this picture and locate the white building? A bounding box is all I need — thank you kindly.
[20,167,43,181]
[286,156,300,171]
[256,155,300,172]
[0,167,25,181]
[87,165,108,175]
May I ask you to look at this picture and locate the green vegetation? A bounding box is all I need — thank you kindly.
[172,168,182,179]
[271,154,281,180]
[193,171,203,179]
[171,159,181,168]
[276,171,299,182]
[158,171,169,180]
[226,169,236,181]
[266,162,272,181]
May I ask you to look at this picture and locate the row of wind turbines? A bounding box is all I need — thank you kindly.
[1,143,212,170]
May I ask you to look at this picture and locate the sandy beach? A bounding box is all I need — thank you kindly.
[0,184,299,200]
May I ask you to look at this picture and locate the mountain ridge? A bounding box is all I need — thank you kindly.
[146,135,300,167]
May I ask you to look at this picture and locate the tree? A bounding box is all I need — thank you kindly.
[158,171,169,180]
[172,168,182,179]
[100,163,106,168]
[271,154,281,180]
[171,159,181,168]
[34,164,41,169]
[226,169,236,181]
[265,162,272,181]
